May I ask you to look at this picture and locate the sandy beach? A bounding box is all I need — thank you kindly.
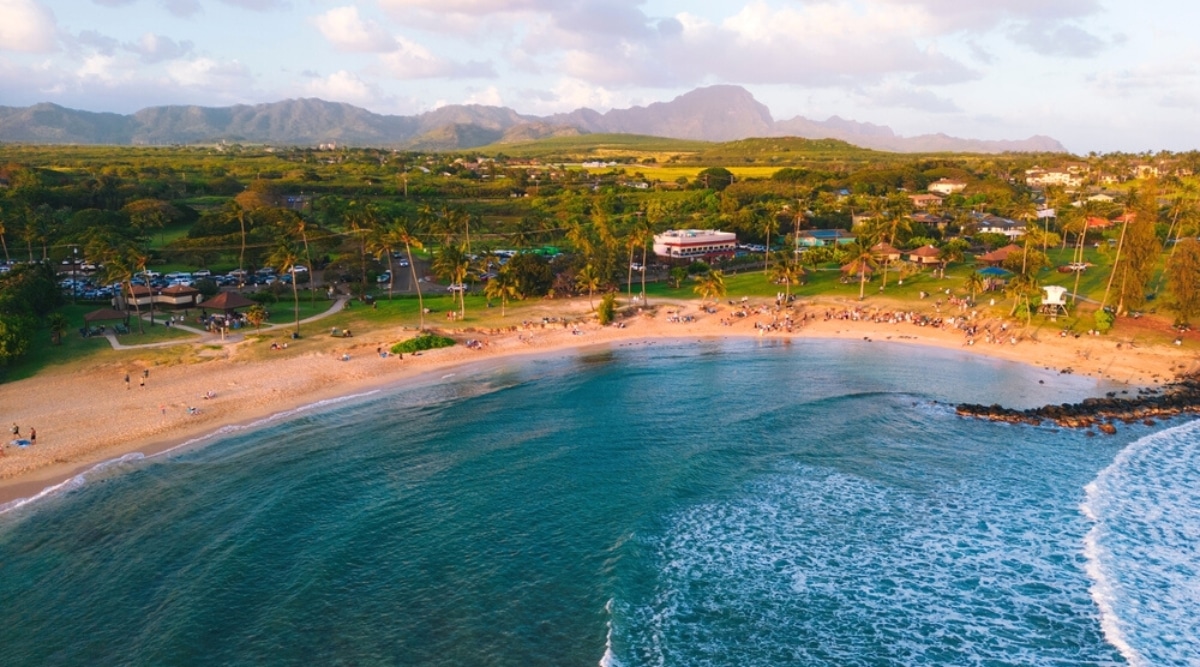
[3,296,1198,506]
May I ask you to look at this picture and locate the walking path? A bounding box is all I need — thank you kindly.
[102,297,349,350]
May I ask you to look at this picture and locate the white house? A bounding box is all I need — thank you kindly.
[927,178,967,195]
[653,229,738,261]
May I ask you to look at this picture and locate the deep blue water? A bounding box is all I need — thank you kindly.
[0,339,1195,666]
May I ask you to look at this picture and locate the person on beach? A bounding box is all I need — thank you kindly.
[11,423,18,437]
[29,428,35,445]
[125,373,130,389]
[140,376,145,389]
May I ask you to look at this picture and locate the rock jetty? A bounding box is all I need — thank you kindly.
[956,375,1200,434]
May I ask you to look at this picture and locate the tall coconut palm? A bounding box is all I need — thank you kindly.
[434,244,471,318]
[267,238,303,336]
[1007,272,1041,324]
[842,238,878,301]
[88,235,145,334]
[575,263,601,311]
[759,210,777,275]
[484,265,521,316]
[281,210,317,306]
[366,222,401,301]
[393,217,427,330]
[772,259,806,304]
[345,200,380,291]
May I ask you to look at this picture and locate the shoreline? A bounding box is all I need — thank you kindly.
[3,298,1198,508]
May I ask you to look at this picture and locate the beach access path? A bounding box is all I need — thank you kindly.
[101,297,350,350]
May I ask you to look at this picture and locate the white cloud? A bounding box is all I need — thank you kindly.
[166,57,252,88]
[302,69,376,105]
[1008,22,1106,57]
[377,37,495,79]
[463,85,503,106]
[77,53,118,81]
[0,0,59,53]
[312,6,396,53]
[875,0,1101,33]
[125,33,194,64]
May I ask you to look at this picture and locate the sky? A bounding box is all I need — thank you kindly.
[1,0,1198,154]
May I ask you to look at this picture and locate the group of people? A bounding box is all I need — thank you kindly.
[8,422,35,449]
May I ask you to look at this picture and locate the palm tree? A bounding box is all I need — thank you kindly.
[693,269,727,305]
[282,210,317,306]
[345,200,380,292]
[1007,272,1041,324]
[366,222,401,301]
[245,305,268,331]
[48,312,68,345]
[772,257,805,304]
[878,207,913,290]
[760,210,777,275]
[937,240,967,279]
[842,238,878,301]
[267,238,303,336]
[434,244,471,318]
[575,263,601,311]
[484,266,520,316]
[88,235,145,334]
[963,270,985,303]
[396,218,427,329]
[222,200,251,282]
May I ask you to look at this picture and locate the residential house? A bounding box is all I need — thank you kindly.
[927,178,967,195]
[908,193,943,209]
[974,214,1026,240]
[1025,168,1083,188]
[871,242,902,263]
[977,244,1023,266]
[907,245,942,266]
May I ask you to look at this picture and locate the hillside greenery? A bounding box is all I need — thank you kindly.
[2,139,1199,377]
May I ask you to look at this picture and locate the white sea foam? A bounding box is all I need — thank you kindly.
[0,390,383,518]
[1082,419,1200,667]
[623,465,1119,666]
[599,597,621,667]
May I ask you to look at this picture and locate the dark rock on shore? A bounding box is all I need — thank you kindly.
[956,376,1200,432]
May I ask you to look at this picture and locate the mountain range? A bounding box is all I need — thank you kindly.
[0,85,1065,154]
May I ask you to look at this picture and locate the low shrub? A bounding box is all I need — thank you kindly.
[391,333,456,354]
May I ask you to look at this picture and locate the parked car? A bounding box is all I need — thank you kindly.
[377,271,391,283]
[447,283,467,292]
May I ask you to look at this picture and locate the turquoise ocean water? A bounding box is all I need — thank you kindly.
[1,339,1197,666]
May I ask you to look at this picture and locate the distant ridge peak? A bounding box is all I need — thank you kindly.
[0,86,1067,153]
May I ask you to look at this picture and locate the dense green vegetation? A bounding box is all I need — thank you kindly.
[2,139,1199,377]
[391,333,456,354]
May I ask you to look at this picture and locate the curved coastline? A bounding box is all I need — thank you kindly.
[2,299,1196,509]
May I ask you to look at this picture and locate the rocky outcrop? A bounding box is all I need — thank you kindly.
[956,376,1200,435]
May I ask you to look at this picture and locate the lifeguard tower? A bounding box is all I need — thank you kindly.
[1041,285,1068,319]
